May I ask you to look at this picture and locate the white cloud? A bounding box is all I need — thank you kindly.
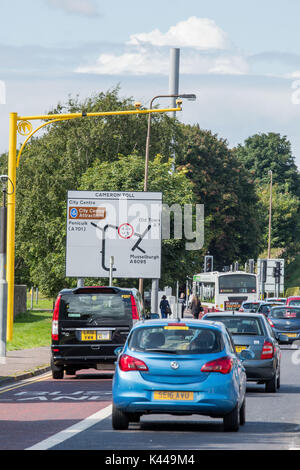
[75,16,249,77]
[128,17,229,50]
[47,0,99,17]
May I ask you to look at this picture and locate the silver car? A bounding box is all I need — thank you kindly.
[203,312,281,393]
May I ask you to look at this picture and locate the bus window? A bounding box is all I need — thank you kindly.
[219,275,256,294]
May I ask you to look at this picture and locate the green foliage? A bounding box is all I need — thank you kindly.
[177,124,263,268]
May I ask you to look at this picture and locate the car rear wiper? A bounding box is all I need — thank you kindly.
[146,349,177,354]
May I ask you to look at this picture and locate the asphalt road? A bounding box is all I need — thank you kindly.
[0,349,300,451]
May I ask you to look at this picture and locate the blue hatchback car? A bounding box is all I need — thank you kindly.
[112,319,248,432]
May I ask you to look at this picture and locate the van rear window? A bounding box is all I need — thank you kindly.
[60,293,132,320]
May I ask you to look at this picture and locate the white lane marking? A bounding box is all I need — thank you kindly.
[25,404,112,450]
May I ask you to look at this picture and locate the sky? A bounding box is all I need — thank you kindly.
[1,0,300,167]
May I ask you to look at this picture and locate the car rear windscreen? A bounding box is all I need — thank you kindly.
[207,316,264,336]
[271,308,300,319]
[128,326,224,355]
[288,300,300,307]
[59,292,132,320]
[243,303,259,310]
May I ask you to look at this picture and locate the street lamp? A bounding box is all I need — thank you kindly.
[143,93,196,191]
[139,93,196,309]
[268,170,273,259]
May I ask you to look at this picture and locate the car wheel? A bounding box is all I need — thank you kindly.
[265,374,277,393]
[239,399,246,426]
[112,404,129,430]
[51,357,64,380]
[223,405,239,432]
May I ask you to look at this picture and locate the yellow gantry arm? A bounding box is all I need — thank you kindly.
[6,104,182,340]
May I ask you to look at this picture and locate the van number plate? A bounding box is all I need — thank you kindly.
[81,330,111,341]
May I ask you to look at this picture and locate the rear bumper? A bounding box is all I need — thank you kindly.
[112,370,245,418]
[51,345,118,368]
[242,359,276,381]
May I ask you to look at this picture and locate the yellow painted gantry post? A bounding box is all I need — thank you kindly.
[6,102,183,341]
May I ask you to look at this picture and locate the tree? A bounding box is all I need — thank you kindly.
[234,132,300,259]
[176,124,263,269]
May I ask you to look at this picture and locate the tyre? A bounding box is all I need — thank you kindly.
[265,373,277,393]
[276,371,281,390]
[112,405,129,430]
[223,405,239,432]
[51,358,64,380]
[239,399,246,426]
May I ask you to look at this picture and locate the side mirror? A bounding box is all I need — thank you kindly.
[239,349,255,361]
[114,347,123,356]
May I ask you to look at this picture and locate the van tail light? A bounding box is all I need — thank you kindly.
[201,356,233,374]
[267,318,274,328]
[52,295,61,341]
[261,341,274,360]
[130,295,139,320]
[119,354,148,372]
[239,308,244,312]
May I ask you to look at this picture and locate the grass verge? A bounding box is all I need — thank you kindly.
[7,310,52,351]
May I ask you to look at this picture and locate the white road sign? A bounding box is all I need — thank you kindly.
[66,191,162,279]
[257,258,285,294]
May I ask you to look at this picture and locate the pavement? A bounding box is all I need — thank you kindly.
[0,346,51,386]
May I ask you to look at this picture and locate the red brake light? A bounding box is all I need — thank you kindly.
[130,295,139,320]
[239,308,244,312]
[267,318,274,328]
[52,295,61,341]
[119,354,148,372]
[201,356,233,374]
[261,341,274,360]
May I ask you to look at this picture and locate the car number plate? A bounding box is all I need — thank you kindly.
[81,331,111,341]
[153,391,194,401]
[235,345,247,353]
[284,333,297,338]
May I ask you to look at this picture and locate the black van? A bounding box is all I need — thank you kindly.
[51,286,145,379]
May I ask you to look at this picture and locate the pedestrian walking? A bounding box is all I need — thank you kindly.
[160,295,171,318]
[191,294,203,319]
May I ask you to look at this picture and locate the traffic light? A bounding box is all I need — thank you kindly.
[204,255,213,272]
[273,261,281,280]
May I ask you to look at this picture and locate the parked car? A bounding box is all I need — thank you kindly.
[239,301,264,313]
[286,296,300,307]
[267,306,300,344]
[256,301,285,317]
[51,286,145,379]
[112,319,248,432]
[203,312,281,392]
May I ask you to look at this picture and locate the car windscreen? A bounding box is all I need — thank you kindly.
[128,326,224,355]
[270,308,300,319]
[288,300,300,307]
[207,316,264,336]
[219,274,256,294]
[59,292,132,320]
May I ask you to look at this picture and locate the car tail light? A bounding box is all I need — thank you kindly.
[52,295,61,341]
[130,295,139,320]
[267,318,274,328]
[239,308,244,312]
[261,341,274,359]
[119,354,148,372]
[201,356,233,374]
